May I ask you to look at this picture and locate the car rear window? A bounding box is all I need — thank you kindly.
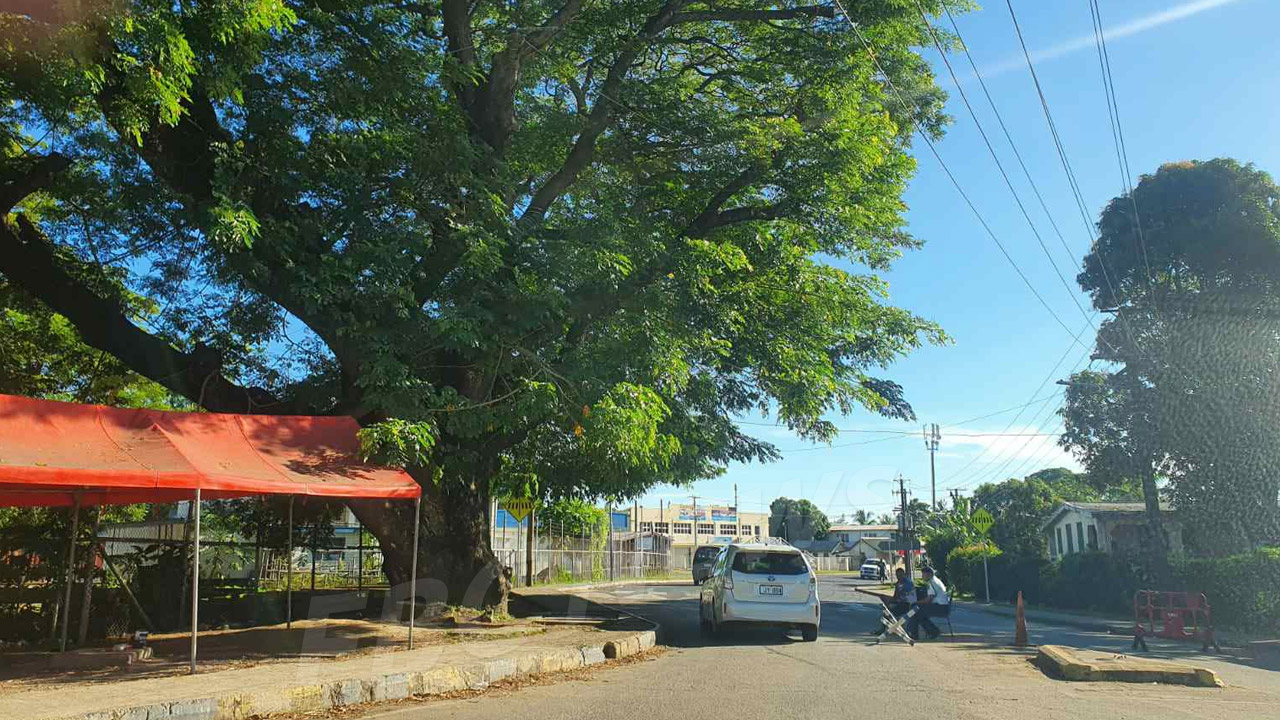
[731,551,808,575]
[694,547,719,561]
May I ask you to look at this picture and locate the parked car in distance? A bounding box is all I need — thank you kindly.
[699,541,820,641]
[692,544,722,584]
[859,558,888,581]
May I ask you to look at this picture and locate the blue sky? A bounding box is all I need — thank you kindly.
[638,0,1280,521]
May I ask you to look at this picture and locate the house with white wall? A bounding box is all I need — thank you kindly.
[1042,502,1182,559]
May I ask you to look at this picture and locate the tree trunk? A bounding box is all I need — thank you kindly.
[349,467,507,611]
[1140,470,1170,580]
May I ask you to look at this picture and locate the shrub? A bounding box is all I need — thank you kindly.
[1041,551,1150,614]
[946,544,1002,598]
[1172,547,1280,632]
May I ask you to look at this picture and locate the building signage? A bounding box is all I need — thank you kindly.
[710,506,737,523]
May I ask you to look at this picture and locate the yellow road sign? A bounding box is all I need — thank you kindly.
[500,497,538,523]
[972,508,994,535]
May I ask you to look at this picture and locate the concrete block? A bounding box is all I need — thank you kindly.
[168,698,217,718]
[636,630,656,651]
[213,693,255,720]
[376,673,410,702]
[486,657,517,683]
[418,666,468,695]
[1036,645,1224,688]
[283,684,328,714]
[457,662,491,690]
[237,689,290,718]
[581,646,607,666]
[328,679,365,707]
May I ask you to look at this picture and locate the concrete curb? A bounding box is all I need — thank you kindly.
[525,578,689,592]
[1035,644,1225,688]
[58,630,659,720]
[956,600,1117,634]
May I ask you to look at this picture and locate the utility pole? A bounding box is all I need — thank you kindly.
[733,484,739,535]
[689,495,700,566]
[896,475,915,582]
[924,423,941,509]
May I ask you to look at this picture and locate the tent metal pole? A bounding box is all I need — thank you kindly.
[59,493,83,652]
[190,488,201,674]
[286,496,294,630]
[409,495,422,650]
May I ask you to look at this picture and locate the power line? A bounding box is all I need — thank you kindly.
[940,392,1062,429]
[955,351,1095,489]
[1089,0,1157,308]
[830,0,1091,355]
[940,318,1091,484]
[913,0,1099,336]
[1001,0,1148,363]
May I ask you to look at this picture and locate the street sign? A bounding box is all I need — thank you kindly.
[972,508,994,535]
[500,497,538,523]
[887,539,922,551]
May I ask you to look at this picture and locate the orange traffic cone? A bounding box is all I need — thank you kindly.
[1015,591,1029,646]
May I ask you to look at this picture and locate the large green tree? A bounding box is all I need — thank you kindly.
[0,1,951,606]
[970,467,1138,559]
[769,497,831,541]
[1063,159,1280,556]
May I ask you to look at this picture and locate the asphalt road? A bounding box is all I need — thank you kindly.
[364,574,1280,720]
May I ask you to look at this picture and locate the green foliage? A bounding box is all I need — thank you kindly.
[1173,547,1280,632]
[537,498,607,541]
[0,0,960,594]
[769,497,831,541]
[1067,159,1280,555]
[944,542,1001,598]
[0,281,176,407]
[357,420,437,468]
[967,467,1135,559]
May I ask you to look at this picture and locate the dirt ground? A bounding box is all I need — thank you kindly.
[0,617,552,693]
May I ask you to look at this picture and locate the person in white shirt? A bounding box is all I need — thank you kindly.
[905,565,950,640]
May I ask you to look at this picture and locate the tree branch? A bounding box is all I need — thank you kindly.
[0,153,71,213]
[519,1,689,223]
[671,6,837,24]
[0,214,300,414]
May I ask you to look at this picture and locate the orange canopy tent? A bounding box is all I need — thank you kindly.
[0,393,424,669]
[0,393,421,507]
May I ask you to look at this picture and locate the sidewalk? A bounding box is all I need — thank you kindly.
[0,623,655,720]
[955,599,1122,634]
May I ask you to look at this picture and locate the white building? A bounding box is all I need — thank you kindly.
[1042,502,1182,559]
[828,524,900,546]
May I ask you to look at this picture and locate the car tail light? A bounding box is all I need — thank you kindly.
[724,574,734,590]
[809,575,816,595]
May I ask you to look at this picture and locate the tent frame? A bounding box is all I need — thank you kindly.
[52,488,423,674]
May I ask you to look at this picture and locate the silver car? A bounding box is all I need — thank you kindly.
[692,544,722,584]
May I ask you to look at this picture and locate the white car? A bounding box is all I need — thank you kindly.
[699,541,820,641]
[859,559,888,581]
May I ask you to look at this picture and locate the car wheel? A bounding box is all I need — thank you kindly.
[801,624,818,642]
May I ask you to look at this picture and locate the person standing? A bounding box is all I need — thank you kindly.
[904,565,950,640]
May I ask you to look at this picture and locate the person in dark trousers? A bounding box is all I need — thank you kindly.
[871,567,915,636]
[904,565,950,640]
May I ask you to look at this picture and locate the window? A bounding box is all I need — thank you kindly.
[754,525,762,536]
[1049,531,1057,558]
[731,551,808,575]
[1056,526,1064,555]
[1087,524,1098,550]
[640,522,654,533]
[697,523,716,535]
[673,522,692,535]
[1076,522,1085,553]
[1065,524,1075,554]
[654,522,669,534]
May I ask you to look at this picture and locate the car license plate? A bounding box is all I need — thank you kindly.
[759,585,783,596]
